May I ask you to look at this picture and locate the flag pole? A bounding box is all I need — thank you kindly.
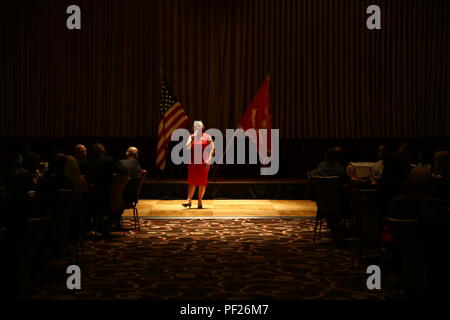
[156,68,164,179]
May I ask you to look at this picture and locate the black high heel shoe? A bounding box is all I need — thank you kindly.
[198,202,203,209]
[182,202,192,208]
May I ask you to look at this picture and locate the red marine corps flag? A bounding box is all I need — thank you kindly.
[156,78,189,171]
[238,75,272,155]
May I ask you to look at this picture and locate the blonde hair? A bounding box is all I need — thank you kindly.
[193,120,204,129]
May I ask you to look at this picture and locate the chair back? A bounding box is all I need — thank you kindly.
[351,189,383,245]
[134,170,147,204]
[50,189,77,242]
[123,170,147,208]
[385,217,427,294]
[109,174,129,215]
[15,218,49,297]
[310,176,344,219]
[68,190,86,242]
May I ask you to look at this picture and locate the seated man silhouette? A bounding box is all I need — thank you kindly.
[120,147,144,208]
[308,148,347,179]
[308,148,350,240]
[389,166,450,293]
[84,143,127,233]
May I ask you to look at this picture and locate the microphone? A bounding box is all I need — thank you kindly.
[194,125,201,138]
[193,120,203,139]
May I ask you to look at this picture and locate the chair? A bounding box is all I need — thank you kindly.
[384,216,427,295]
[122,170,147,230]
[350,189,386,266]
[71,189,89,257]
[15,217,49,298]
[50,190,77,243]
[310,176,346,243]
[44,189,86,262]
[353,189,384,243]
[109,174,129,232]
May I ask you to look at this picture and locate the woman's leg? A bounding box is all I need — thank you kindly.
[198,186,206,207]
[187,185,196,203]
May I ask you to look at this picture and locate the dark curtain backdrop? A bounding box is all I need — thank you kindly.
[1,0,450,138]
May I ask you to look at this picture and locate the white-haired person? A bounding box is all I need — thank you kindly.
[120,146,144,208]
[182,121,214,209]
[120,146,143,180]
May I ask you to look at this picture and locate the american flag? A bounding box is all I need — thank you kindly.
[156,79,189,170]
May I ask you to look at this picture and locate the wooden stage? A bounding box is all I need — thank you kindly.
[123,199,317,219]
[140,179,309,200]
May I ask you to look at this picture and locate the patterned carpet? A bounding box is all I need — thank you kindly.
[29,218,406,300]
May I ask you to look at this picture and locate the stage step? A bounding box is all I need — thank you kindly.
[140,179,308,200]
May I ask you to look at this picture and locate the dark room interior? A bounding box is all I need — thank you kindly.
[1,0,449,311]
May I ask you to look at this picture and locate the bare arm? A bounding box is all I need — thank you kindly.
[207,138,215,164]
[186,135,192,150]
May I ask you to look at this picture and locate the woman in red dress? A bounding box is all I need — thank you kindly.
[182,121,214,209]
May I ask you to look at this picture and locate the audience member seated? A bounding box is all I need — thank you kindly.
[333,146,348,167]
[22,152,41,184]
[4,151,39,200]
[376,152,410,214]
[120,147,143,180]
[389,167,437,221]
[36,151,74,217]
[41,151,73,189]
[308,148,347,179]
[389,166,450,293]
[372,144,392,178]
[4,168,35,200]
[399,142,428,169]
[307,147,348,202]
[64,154,86,191]
[308,147,351,240]
[120,147,144,208]
[73,144,88,174]
[84,143,128,232]
[431,151,450,199]
[2,164,39,236]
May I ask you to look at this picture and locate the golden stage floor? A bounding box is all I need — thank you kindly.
[123,200,317,218]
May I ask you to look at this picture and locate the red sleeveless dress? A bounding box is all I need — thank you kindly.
[187,133,211,187]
